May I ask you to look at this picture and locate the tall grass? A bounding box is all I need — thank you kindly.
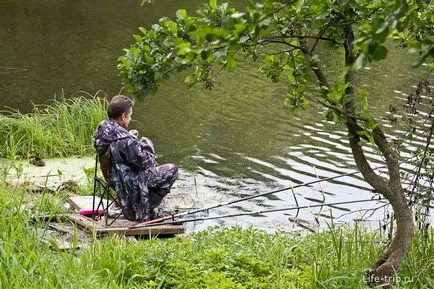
[0,92,107,159]
[0,181,432,289]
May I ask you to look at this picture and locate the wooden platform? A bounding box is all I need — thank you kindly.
[66,214,185,237]
[68,196,119,216]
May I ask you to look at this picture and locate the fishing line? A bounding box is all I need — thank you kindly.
[132,198,383,228]
[132,165,387,227]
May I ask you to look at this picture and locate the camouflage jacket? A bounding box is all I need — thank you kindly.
[93,120,155,221]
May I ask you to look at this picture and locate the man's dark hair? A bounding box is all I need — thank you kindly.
[107,95,134,119]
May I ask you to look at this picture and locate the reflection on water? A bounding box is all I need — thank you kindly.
[1,0,432,232]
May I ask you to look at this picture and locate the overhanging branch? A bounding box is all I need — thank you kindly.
[310,23,332,53]
[269,34,342,45]
[304,96,370,122]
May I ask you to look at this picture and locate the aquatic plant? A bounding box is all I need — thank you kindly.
[0,92,107,159]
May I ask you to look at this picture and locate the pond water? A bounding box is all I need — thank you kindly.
[1,0,432,232]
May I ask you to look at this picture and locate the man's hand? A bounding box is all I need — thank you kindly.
[129,130,139,137]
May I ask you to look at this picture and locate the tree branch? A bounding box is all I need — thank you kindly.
[310,23,332,53]
[304,96,370,122]
[341,24,395,198]
[299,39,330,88]
[298,28,388,194]
[343,24,356,113]
[346,119,392,197]
[270,34,341,45]
[257,39,304,51]
[259,48,297,55]
[372,126,402,188]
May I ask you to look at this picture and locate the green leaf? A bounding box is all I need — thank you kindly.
[374,23,390,42]
[326,92,340,105]
[287,73,296,84]
[372,44,388,61]
[231,12,245,19]
[358,87,369,117]
[326,83,348,105]
[209,0,217,9]
[201,50,214,62]
[264,55,275,65]
[185,75,194,84]
[354,54,366,70]
[357,130,375,144]
[364,119,378,130]
[176,9,187,20]
[160,19,178,34]
[227,57,236,72]
[133,34,142,43]
[176,41,192,56]
[205,32,220,42]
[138,27,147,34]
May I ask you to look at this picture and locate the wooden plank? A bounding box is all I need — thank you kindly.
[68,195,121,217]
[48,222,77,234]
[67,214,98,231]
[66,214,184,237]
[69,196,109,211]
[96,226,185,236]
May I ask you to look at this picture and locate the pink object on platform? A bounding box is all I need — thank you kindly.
[79,209,104,216]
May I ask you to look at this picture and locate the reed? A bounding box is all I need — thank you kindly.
[0,91,107,159]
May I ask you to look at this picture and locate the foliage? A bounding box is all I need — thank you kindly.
[355,0,434,67]
[0,180,433,288]
[0,92,107,160]
[119,0,433,107]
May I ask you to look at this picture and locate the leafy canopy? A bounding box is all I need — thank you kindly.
[118,0,433,115]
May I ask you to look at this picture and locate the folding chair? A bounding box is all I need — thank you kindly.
[92,145,122,226]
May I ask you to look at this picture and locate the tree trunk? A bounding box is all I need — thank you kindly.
[346,120,414,287]
[342,25,414,287]
[301,19,414,288]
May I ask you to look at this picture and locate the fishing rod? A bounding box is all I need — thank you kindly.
[131,165,387,228]
[131,198,383,228]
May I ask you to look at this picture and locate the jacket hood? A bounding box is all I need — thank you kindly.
[93,120,132,154]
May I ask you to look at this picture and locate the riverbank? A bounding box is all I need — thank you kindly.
[0,181,432,289]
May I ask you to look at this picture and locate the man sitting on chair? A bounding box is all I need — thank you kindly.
[93,95,178,221]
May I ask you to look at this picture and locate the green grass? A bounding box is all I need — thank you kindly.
[0,92,107,159]
[0,181,432,289]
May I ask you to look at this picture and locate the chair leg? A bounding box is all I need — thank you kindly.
[93,177,123,226]
[105,187,122,226]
